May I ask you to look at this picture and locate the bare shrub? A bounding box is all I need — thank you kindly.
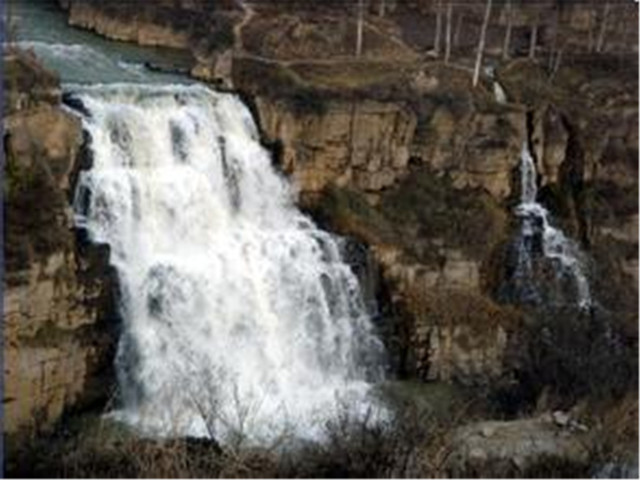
[275,398,464,478]
[517,306,636,409]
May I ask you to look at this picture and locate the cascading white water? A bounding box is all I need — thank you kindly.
[493,81,507,104]
[70,83,385,443]
[514,142,591,308]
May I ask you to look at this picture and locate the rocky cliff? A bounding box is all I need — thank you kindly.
[3,50,116,447]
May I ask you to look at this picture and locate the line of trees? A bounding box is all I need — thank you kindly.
[352,1,634,83]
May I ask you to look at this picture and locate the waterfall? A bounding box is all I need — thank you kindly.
[493,81,507,104]
[511,142,591,309]
[69,83,385,443]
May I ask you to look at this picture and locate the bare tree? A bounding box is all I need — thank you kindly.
[596,2,611,53]
[5,0,19,45]
[502,0,513,60]
[444,0,453,64]
[473,0,493,88]
[549,44,564,81]
[547,5,560,70]
[434,0,443,56]
[529,16,539,59]
[356,0,364,57]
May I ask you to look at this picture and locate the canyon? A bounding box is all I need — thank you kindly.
[3,0,638,477]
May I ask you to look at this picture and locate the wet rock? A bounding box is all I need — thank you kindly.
[553,410,570,427]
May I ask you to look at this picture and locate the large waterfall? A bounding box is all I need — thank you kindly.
[69,84,385,443]
[510,143,591,309]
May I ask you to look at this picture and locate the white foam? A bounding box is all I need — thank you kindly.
[70,84,386,444]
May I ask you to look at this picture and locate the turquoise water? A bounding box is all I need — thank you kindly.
[8,0,195,84]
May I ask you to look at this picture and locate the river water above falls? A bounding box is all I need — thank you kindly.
[9,0,194,84]
[69,84,386,442]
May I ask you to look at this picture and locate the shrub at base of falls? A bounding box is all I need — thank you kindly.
[3,387,472,478]
[487,305,638,416]
[5,404,431,478]
[11,388,629,479]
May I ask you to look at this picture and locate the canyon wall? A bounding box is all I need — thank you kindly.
[8,0,638,452]
[3,51,116,445]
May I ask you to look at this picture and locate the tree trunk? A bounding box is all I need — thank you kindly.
[378,0,385,17]
[529,22,538,59]
[502,0,512,60]
[596,2,611,53]
[434,0,442,56]
[548,7,559,70]
[550,46,564,81]
[473,0,492,88]
[356,0,364,57]
[444,1,453,64]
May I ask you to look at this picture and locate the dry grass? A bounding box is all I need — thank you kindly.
[290,60,417,91]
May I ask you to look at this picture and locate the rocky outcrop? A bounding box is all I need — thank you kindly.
[62,1,237,49]
[4,248,114,439]
[410,102,526,200]
[66,2,189,48]
[229,56,535,209]
[3,51,116,444]
[256,97,417,197]
[253,86,529,203]
[446,413,591,477]
[4,51,60,114]
[373,244,517,384]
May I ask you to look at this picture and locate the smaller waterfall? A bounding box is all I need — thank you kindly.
[510,143,591,309]
[493,81,507,104]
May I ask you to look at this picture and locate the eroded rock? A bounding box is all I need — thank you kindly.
[3,51,116,444]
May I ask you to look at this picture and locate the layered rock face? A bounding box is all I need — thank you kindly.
[3,51,116,443]
[255,97,416,196]
[65,2,190,49]
[61,0,238,49]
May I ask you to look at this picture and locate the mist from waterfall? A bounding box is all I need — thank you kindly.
[512,142,591,309]
[69,83,385,443]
